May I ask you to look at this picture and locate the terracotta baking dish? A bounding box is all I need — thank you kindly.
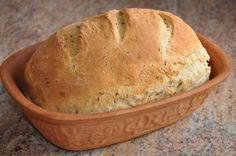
[0,33,231,150]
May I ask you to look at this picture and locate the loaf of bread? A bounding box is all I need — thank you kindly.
[24,8,210,114]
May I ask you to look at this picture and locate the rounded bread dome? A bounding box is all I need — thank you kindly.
[24,8,211,114]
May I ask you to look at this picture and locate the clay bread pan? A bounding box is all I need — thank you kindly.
[0,33,232,150]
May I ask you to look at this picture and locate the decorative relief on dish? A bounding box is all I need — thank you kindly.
[30,91,209,148]
[87,100,195,145]
[88,91,209,145]
[189,91,209,111]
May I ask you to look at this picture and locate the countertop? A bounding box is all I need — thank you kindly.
[0,0,235,155]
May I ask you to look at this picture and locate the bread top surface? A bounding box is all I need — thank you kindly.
[25,8,210,114]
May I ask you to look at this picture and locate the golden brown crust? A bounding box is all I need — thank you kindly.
[24,8,210,114]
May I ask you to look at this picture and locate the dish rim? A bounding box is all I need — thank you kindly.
[0,33,232,123]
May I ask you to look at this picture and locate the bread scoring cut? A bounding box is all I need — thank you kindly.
[24,8,210,114]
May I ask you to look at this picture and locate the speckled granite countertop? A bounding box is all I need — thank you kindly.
[0,0,235,155]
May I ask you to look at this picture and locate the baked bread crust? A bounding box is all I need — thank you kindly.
[25,8,210,114]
